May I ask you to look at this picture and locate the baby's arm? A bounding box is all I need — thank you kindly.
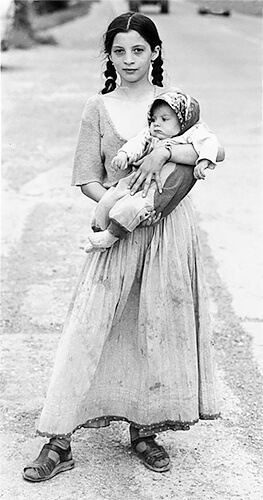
[112,151,129,170]
[111,128,150,170]
[185,123,220,179]
[193,159,215,180]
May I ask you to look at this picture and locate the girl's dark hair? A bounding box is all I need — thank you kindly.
[101,12,164,94]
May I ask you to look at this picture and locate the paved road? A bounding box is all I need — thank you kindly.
[1,1,262,499]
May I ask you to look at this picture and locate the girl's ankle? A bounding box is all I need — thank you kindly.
[129,424,156,444]
[50,436,71,450]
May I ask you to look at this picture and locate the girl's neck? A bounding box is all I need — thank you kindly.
[116,79,154,101]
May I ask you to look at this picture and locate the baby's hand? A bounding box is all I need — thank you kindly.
[194,159,215,180]
[111,151,128,170]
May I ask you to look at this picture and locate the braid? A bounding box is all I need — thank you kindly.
[151,53,164,87]
[101,59,117,94]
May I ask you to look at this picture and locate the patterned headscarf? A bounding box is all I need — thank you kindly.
[148,91,200,135]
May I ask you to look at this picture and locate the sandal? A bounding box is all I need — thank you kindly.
[23,442,75,482]
[131,436,171,473]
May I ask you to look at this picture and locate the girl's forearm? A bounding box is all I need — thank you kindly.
[165,142,225,165]
[80,182,106,202]
[169,144,198,165]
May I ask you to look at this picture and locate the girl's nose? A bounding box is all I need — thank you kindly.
[124,51,134,64]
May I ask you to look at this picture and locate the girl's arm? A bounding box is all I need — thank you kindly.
[80,182,107,202]
[128,142,225,197]
[170,142,225,163]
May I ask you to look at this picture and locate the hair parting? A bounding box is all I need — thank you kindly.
[126,12,134,30]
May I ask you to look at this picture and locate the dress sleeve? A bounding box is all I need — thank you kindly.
[71,96,105,186]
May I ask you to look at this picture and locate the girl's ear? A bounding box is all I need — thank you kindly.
[151,45,160,62]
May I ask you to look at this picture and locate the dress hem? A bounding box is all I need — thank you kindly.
[36,412,220,439]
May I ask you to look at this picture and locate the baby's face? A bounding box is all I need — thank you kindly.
[149,102,181,139]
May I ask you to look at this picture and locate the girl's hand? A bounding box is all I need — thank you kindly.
[140,210,162,227]
[128,147,169,197]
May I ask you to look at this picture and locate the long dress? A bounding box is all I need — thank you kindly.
[37,93,219,438]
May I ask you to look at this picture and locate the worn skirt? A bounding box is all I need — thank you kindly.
[37,196,219,438]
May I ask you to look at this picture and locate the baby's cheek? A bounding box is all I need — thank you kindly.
[149,123,155,134]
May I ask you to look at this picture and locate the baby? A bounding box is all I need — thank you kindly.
[85,91,218,253]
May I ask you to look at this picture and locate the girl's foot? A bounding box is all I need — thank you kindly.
[131,436,171,473]
[84,230,119,253]
[23,442,74,482]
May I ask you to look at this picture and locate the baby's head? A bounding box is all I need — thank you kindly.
[148,91,200,139]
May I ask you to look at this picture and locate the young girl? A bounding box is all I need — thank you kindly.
[84,90,218,253]
[23,11,224,481]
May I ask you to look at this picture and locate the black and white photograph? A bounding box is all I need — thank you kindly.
[1,0,262,498]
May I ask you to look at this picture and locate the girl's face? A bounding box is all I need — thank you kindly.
[149,103,181,139]
[110,30,159,85]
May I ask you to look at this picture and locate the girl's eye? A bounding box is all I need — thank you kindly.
[134,48,144,54]
[113,49,124,55]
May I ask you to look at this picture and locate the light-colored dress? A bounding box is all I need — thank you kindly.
[37,93,219,438]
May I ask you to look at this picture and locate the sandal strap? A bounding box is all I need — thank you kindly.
[131,434,157,448]
[132,437,170,469]
[24,457,57,479]
[141,445,169,467]
[40,443,72,462]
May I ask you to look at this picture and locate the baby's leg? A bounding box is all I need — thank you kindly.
[108,190,154,234]
[154,163,196,218]
[85,183,158,253]
[92,175,132,231]
[85,191,153,253]
[85,176,134,253]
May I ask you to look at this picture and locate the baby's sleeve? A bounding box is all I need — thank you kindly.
[118,128,150,163]
[71,96,105,186]
[188,123,219,165]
